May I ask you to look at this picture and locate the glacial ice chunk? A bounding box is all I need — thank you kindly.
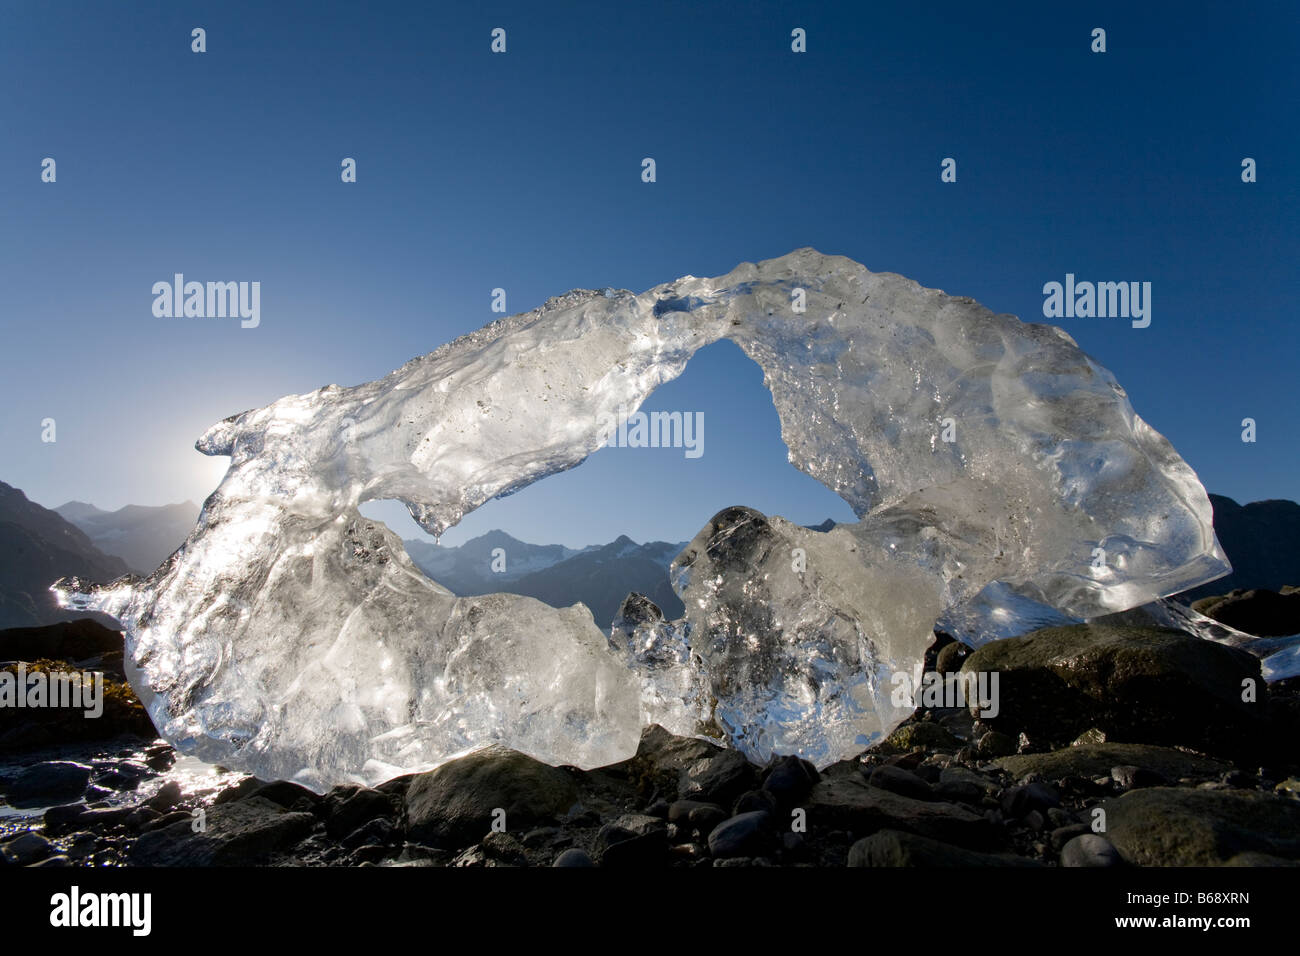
[56,248,1230,789]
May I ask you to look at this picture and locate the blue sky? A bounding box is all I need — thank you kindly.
[1,1,1295,549]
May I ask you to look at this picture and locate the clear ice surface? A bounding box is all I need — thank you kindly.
[57,249,1236,789]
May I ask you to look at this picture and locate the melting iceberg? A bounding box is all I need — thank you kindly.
[56,248,1232,789]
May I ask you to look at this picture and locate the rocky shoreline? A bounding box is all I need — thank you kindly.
[2,610,1298,869]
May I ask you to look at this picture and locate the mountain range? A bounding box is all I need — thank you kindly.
[404,530,687,627]
[0,481,130,628]
[3,479,1297,631]
[54,499,199,576]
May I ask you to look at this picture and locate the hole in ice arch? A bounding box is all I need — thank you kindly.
[359,340,858,628]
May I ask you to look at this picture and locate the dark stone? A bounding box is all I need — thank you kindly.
[44,803,90,836]
[807,774,1000,849]
[1050,824,1091,851]
[733,789,778,816]
[1110,765,1169,790]
[961,622,1269,761]
[341,817,395,850]
[142,744,175,772]
[688,805,728,837]
[868,765,934,801]
[993,743,1230,783]
[125,806,161,832]
[761,754,820,807]
[147,781,182,811]
[128,796,316,866]
[553,848,595,867]
[323,787,396,838]
[707,810,776,859]
[667,799,724,823]
[1061,833,1123,867]
[1,831,52,866]
[212,776,264,805]
[250,780,321,810]
[848,829,1042,867]
[599,829,668,867]
[1100,787,1300,865]
[1001,782,1060,820]
[975,731,1017,759]
[140,810,192,833]
[1197,588,1300,637]
[404,745,578,847]
[680,749,758,806]
[934,641,970,675]
[4,761,92,806]
[618,725,725,802]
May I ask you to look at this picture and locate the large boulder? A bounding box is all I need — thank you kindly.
[1193,587,1300,637]
[2,761,92,807]
[614,724,731,802]
[1099,787,1300,866]
[806,773,1000,849]
[961,623,1266,759]
[128,797,316,866]
[404,745,579,847]
[993,743,1231,783]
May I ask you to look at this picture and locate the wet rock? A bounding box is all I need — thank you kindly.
[1101,787,1300,865]
[140,810,193,833]
[848,828,1041,867]
[128,796,316,866]
[147,781,182,812]
[89,761,150,792]
[1,831,52,866]
[404,745,578,847]
[142,744,175,772]
[125,806,161,832]
[4,761,93,807]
